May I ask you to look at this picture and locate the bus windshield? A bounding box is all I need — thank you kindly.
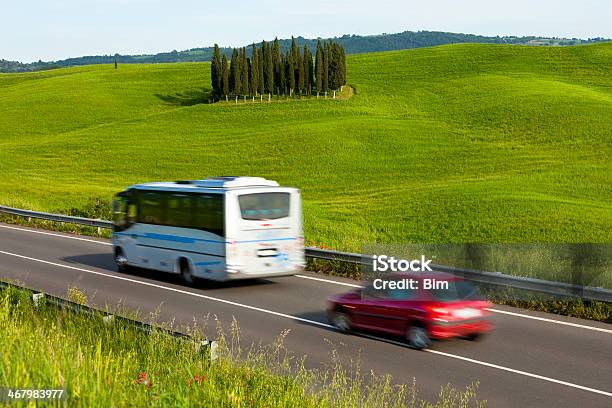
[238,192,290,220]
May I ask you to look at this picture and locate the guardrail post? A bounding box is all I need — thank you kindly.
[210,341,218,361]
[32,293,44,308]
[195,340,218,361]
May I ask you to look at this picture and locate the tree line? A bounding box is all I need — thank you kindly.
[210,37,346,101]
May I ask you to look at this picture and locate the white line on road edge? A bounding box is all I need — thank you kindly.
[2,223,610,334]
[356,333,612,398]
[483,307,612,334]
[0,224,112,246]
[295,274,362,288]
[1,248,610,398]
[425,349,612,397]
[0,250,332,330]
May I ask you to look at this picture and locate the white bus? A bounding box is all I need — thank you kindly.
[111,177,305,282]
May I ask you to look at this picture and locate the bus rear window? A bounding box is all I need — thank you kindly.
[238,193,290,220]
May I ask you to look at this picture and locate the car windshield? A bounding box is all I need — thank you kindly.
[429,280,482,301]
[238,192,290,220]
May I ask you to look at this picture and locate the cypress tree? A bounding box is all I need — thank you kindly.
[279,53,286,95]
[261,41,270,94]
[221,54,229,98]
[211,44,222,98]
[250,43,259,95]
[291,36,299,65]
[230,48,240,95]
[257,47,264,95]
[272,38,281,94]
[297,51,304,95]
[323,42,329,92]
[328,42,338,90]
[338,44,346,87]
[286,52,295,96]
[240,47,249,96]
[315,41,323,94]
[266,43,274,94]
[303,45,312,95]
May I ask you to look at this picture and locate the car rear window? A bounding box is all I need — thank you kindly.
[429,280,482,301]
[238,192,290,220]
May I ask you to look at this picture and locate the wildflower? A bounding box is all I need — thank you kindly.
[133,371,152,388]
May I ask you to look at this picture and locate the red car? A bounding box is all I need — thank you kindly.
[327,272,493,349]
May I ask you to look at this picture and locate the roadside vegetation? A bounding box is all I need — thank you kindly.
[0,284,485,407]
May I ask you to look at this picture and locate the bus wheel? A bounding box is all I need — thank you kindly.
[180,259,194,285]
[115,248,130,273]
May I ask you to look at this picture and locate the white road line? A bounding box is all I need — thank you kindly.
[0,224,112,246]
[483,308,612,334]
[0,249,333,329]
[425,349,612,397]
[356,333,612,398]
[2,223,610,334]
[1,249,611,398]
[295,274,361,288]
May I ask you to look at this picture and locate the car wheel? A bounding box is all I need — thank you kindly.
[331,312,351,333]
[407,325,431,350]
[115,249,130,273]
[180,260,194,285]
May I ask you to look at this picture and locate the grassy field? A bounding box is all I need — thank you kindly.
[0,43,611,251]
[0,284,484,407]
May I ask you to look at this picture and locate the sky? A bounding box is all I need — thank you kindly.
[3,0,611,63]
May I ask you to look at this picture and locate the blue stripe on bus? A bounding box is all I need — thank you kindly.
[114,232,295,244]
[195,261,223,266]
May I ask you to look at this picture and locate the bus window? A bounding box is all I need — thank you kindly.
[112,195,128,231]
[238,193,290,220]
[194,194,224,236]
[128,203,138,224]
[139,192,164,225]
[166,194,193,228]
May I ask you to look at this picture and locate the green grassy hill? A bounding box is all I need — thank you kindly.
[1,43,611,250]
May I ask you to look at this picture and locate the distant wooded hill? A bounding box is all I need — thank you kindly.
[2,30,609,73]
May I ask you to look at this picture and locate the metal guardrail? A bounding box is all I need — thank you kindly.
[0,205,112,229]
[1,204,611,303]
[0,280,218,358]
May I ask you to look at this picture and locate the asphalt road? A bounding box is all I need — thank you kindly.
[1,223,611,407]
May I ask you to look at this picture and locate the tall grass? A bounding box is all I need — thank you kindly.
[0,285,485,407]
